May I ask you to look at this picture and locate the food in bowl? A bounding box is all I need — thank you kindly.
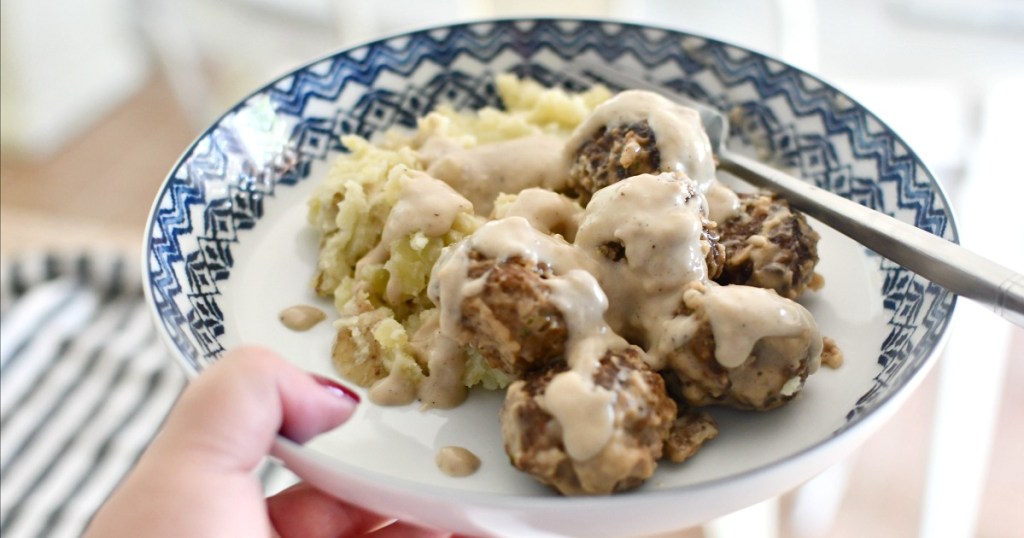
[146,20,958,535]
[307,74,841,495]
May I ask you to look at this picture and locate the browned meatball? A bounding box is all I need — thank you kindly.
[500,345,677,495]
[659,282,823,411]
[664,408,719,463]
[593,216,725,287]
[456,251,568,377]
[715,191,822,300]
[565,121,661,206]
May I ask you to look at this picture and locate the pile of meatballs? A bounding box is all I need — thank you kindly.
[428,89,831,496]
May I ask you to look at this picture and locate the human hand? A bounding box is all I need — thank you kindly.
[85,346,449,537]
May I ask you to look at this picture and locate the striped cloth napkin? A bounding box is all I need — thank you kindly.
[0,251,185,537]
[0,252,293,537]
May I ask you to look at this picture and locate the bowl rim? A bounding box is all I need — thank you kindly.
[141,15,960,504]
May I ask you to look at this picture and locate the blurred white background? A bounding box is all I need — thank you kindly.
[1,1,1021,536]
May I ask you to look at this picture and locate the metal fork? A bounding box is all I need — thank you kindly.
[575,65,1024,327]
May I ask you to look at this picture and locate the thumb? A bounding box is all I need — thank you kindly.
[150,345,360,474]
[85,346,360,538]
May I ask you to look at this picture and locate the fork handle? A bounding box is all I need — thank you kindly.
[719,150,1024,328]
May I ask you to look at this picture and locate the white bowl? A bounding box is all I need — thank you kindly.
[143,18,957,537]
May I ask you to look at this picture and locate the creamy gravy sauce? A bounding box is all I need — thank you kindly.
[706,179,741,223]
[536,370,615,461]
[279,305,326,331]
[369,367,419,406]
[435,446,481,477]
[359,169,473,269]
[388,170,474,238]
[536,270,627,461]
[416,334,469,409]
[492,188,583,242]
[575,173,708,344]
[368,311,458,407]
[426,134,569,215]
[694,284,821,369]
[564,90,716,188]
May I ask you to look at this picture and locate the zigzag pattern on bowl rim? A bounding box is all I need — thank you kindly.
[144,19,956,427]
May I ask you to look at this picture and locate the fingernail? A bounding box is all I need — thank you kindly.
[311,374,361,403]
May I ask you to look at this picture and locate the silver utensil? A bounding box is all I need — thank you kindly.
[578,66,1024,327]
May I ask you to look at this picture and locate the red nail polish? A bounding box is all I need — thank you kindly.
[311,374,361,403]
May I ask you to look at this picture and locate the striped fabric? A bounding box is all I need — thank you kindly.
[0,252,296,537]
[0,251,186,537]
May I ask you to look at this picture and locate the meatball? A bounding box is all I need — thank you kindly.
[664,408,719,463]
[500,345,677,495]
[715,191,822,300]
[594,213,725,287]
[456,251,569,377]
[562,90,717,207]
[574,172,722,344]
[658,282,823,411]
[565,120,661,205]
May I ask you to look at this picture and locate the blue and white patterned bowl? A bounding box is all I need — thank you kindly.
[144,19,956,537]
